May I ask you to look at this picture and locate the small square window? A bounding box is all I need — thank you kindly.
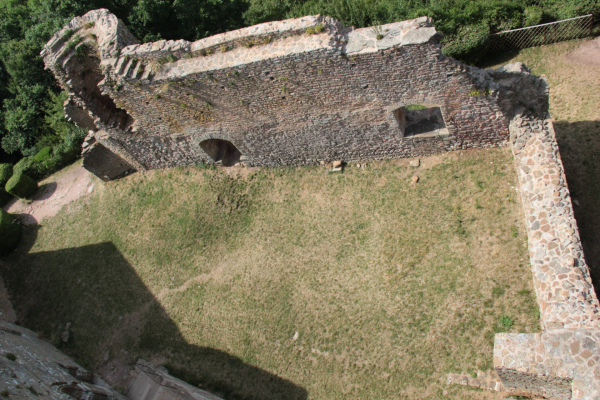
[393,105,448,138]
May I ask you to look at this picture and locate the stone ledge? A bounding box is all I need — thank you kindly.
[495,330,600,399]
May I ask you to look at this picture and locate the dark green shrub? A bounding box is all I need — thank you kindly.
[8,129,85,181]
[0,210,21,256]
[12,157,34,176]
[33,147,52,163]
[0,164,12,186]
[524,6,543,27]
[5,172,38,199]
[442,22,491,64]
[0,189,13,207]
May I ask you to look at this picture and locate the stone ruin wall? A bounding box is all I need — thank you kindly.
[42,9,517,180]
[493,105,600,400]
[0,321,126,399]
[42,9,600,400]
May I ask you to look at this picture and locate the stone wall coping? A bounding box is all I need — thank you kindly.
[116,15,433,61]
[493,111,600,399]
[100,16,437,84]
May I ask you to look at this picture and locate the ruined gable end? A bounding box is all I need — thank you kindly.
[43,9,528,178]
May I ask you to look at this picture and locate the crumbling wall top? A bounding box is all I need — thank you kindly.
[100,15,438,83]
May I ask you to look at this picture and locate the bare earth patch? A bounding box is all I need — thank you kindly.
[566,36,600,66]
[3,161,98,225]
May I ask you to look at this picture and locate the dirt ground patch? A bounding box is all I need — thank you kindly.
[3,161,98,225]
[566,36,600,66]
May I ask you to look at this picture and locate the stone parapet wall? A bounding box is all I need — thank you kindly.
[510,112,600,331]
[0,321,126,399]
[494,110,600,399]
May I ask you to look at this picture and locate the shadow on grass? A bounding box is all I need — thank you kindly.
[554,120,600,295]
[1,229,307,400]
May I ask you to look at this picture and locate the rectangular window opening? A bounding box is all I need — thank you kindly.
[394,105,448,138]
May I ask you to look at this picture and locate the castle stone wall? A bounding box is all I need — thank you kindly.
[494,105,600,399]
[41,9,600,399]
[42,10,514,176]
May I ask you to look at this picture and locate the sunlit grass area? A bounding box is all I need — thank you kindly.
[3,148,538,399]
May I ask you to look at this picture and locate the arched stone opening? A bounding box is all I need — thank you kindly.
[200,139,242,166]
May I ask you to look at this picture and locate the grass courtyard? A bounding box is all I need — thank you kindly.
[3,147,538,399]
[9,29,600,400]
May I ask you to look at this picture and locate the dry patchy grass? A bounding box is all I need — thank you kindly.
[3,148,537,399]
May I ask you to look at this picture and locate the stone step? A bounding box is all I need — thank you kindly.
[122,59,136,78]
[132,61,146,79]
[115,57,127,75]
[123,59,140,78]
[140,66,154,81]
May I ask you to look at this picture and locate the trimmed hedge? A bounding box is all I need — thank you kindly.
[0,164,14,207]
[0,164,12,186]
[10,130,86,181]
[12,157,34,176]
[0,209,21,256]
[5,172,38,199]
[33,146,52,163]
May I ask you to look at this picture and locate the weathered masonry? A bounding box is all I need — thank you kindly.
[43,10,600,399]
[42,9,519,180]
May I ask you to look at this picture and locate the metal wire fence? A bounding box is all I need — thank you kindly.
[489,14,594,53]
